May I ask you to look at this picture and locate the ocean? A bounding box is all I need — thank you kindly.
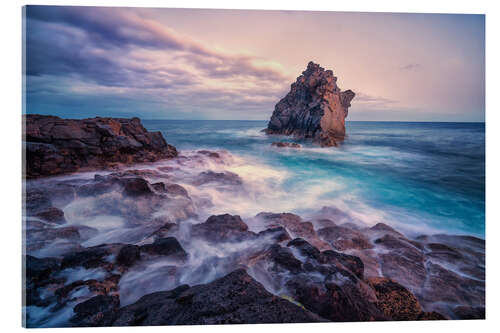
[143,120,485,237]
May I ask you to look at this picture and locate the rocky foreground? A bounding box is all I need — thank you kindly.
[265,62,355,147]
[24,115,177,178]
[23,148,485,327]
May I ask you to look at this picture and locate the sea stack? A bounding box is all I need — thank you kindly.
[265,61,355,147]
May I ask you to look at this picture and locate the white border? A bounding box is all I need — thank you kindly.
[1,0,498,332]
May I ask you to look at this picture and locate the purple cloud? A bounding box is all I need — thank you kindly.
[25,6,291,119]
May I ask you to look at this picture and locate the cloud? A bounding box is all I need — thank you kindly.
[25,6,292,119]
[354,92,399,109]
[400,63,422,71]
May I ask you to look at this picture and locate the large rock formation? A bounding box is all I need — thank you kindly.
[265,61,355,147]
[23,115,177,178]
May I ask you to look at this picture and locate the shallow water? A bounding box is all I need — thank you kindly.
[143,120,485,237]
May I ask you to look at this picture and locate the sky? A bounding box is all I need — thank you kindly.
[24,6,485,121]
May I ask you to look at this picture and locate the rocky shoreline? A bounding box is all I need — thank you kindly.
[24,115,177,178]
[23,116,484,327]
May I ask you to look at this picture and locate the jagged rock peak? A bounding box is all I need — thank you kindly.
[265,61,355,147]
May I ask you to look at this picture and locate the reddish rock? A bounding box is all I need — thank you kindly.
[367,277,422,321]
[256,244,303,274]
[319,250,365,280]
[257,226,292,243]
[287,238,321,260]
[318,225,373,251]
[256,212,331,250]
[421,262,484,308]
[271,142,302,148]
[24,115,177,178]
[417,311,447,320]
[285,276,385,322]
[265,62,355,147]
[197,150,221,159]
[191,214,256,243]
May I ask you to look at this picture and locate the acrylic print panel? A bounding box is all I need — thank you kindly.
[22,5,485,327]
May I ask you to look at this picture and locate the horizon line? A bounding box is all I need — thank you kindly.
[142,119,486,124]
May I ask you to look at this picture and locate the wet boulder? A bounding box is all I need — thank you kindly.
[420,261,484,310]
[140,237,188,261]
[319,250,364,280]
[197,150,220,158]
[452,306,485,320]
[374,234,426,294]
[34,207,67,224]
[193,170,243,186]
[417,311,447,320]
[116,245,141,267]
[191,214,256,243]
[256,212,330,250]
[367,277,422,321]
[265,244,303,274]
[287,238,321,261]
[257,226,292,243]
[111,269,323,325]
[71,295,120,326]
[271,142,302,148]
[61,245,116,269]
[121,177,154,197]
[285,275,385,322]
[318,225,373,251]
[25,255,60,283]
[24,188,52,214]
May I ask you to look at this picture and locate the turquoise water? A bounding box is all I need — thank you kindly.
[143,120,485,237]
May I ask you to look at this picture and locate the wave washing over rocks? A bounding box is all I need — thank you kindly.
[23,115,484,327]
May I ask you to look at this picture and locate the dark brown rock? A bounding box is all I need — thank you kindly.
[319,250,364,280]
[61,245,114,269]
[287,238,321,260]
[318,225,373,251]
[111,269,323,325]
[421,262,484,308]
[192,171,243,186]
[452,306,485,320]
[256,212,330,250]
[191,214,255,243]
[262,244,303,274]
[417,311,447,320]
[140,237,187,261]
[265,61,355,147]
[24,188,52,213]
[24,115,177,178]
[116,245,141,267]
[34,207,66,224]
[271,142,302,148]
[367,277,422,321]
[257,226,292,242]
[25,255,60,283]
[71,295,120,326]
[285,275,385,322]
